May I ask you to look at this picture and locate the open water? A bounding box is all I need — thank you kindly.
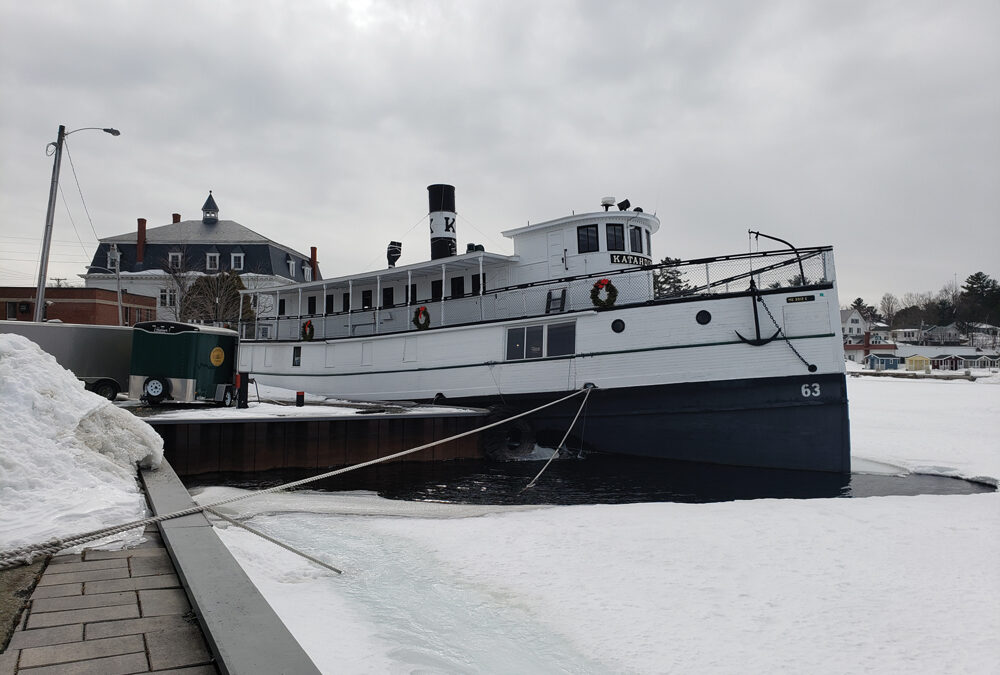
[186,454,994,504]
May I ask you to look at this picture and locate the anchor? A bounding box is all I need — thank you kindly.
[735,279,781,346]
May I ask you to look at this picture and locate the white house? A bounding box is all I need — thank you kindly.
[840,308,868,340]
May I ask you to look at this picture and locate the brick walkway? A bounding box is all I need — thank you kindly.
[0,526,217,674]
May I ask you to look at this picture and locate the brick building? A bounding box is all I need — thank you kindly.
[1,287,156,325]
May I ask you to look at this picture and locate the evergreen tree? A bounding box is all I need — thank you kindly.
[654,257,692,298]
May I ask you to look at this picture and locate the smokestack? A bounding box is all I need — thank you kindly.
[172,213,181,223]
[427,184,456,260]
[310,247,318,278]
[136,218,147,265]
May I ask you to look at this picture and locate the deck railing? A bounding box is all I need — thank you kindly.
[239,247,833,341]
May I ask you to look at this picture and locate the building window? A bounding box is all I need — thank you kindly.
[124,307,131,325]
[292,346,301,367]
[450,277,465,299]
[5,302,16,320]
[577,224,599,253]
[106,251,119,270]
[304,266,312,282]
[169,252,183,269]
[287,259,295,277]
[606,224,625,251]
[206,253,219,271]
[361,290,373,309]
[231,253,244,271]
[307,296,316,315]
[159,288,177,307]
[629,226,644,254]
[382,287,394,308]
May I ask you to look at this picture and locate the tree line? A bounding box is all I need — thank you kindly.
[848,272,1000,333]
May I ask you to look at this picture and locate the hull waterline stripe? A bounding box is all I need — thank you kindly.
[256,332,837,379]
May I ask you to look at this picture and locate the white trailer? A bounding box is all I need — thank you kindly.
[0,320,133,400]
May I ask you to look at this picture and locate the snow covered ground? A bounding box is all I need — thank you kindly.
[0,334,163,551]
[196,374,1000,674]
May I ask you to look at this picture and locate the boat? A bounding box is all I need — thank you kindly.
[237,185,850,473]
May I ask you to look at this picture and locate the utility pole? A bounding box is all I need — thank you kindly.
[34,125,66,322]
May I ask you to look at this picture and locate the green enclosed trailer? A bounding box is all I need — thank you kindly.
[129,321,238,405]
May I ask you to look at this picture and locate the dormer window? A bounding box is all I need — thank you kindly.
[106,251,119,270]
[206,253,219,271]
[231,253,244,271]
[287,259,296,277]
[303,265,312,282]
[169,252,183,269]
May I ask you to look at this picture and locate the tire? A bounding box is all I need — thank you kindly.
[143,377,168,404]
[482,406,537,460]
[221,387,234,407]
[93,381,119,401]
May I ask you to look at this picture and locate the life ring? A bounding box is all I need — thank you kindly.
[302,320,314,341]
[590,278,618,309]
[412,306,430,330]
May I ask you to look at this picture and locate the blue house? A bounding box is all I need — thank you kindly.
[865,353,900,370]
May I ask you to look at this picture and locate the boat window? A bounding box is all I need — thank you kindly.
[547,322,575,356]
[451,276,465,299]
[307,296,316,315]
[431,280,443,301]
[471,273,485,295]
[629,226,644,254]
[408,283,417,305]
[292,346,301,367]
[606,224,625,251]
[577,225,599,253]
[506,327,525,360]
[382,287,394,308]
[342,292,350,312]
[525,325,543,359]
[646,230,652,257]
[362,290,373,309]
[278,299,286,316]
[325,295,334,314]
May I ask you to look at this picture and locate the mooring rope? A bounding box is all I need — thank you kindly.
[524,385,594,490]
[0,387,590,570]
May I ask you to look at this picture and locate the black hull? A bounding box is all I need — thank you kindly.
[449,372,851,474]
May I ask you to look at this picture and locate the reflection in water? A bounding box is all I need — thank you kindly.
[184,454,994,504]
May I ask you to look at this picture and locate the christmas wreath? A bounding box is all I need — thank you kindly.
[412,306,430,330]
[590,278,618,309]
[301,320,314,341]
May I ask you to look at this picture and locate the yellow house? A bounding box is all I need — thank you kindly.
[905,354,931,371]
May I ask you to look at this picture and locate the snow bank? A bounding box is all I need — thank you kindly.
[0,334,163,550]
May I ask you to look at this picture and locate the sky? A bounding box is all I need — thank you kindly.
[1,0,997,306]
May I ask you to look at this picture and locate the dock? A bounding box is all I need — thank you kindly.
[1,461,321,674]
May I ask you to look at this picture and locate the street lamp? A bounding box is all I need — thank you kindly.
[34,125,120,322]
[86,245,123,326]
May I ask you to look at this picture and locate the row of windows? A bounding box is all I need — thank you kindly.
[164,252,247,273]
[577,224,650,255]
[280,274,487,316]
[287,321,576,367]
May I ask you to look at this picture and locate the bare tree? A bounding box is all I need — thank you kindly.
[879,293,899,328]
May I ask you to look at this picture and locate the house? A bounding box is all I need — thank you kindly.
[864,353,900,370]
[923,323,963,345]
[931,354,963,371]
[905,354,931,371]
[840,309,868,340]
[843,331,897,363]
[890,327,923,344]
[84,193,320,321]
[1,286,156,326]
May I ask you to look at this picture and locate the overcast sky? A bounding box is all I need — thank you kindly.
[1,0,997,306]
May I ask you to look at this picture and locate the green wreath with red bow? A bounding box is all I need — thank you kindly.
[412,306,430,330]
[590,278,618,309]
[301,319,315,341]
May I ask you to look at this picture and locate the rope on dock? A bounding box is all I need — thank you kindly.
[0,387,591,570]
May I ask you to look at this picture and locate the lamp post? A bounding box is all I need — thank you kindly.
[34,125,120,322]
[86,247,123,326]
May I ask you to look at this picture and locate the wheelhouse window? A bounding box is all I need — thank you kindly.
[577,224,599,253]
[231,253,244,271]
[606,224,625,251]
[505,322,575,361]
[206,253,219,271]
[629,226,644,254]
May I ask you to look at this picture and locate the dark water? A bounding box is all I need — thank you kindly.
[184,455,994,505]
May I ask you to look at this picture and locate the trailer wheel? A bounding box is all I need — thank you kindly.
[143,377,168,404]
[220,387,234,407]
[93,381,119,401]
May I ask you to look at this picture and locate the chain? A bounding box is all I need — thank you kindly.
[757,295,817,373]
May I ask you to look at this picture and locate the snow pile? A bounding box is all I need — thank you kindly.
[0,333,163,550]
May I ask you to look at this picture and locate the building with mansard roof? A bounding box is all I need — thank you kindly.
[84,193,320,321]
